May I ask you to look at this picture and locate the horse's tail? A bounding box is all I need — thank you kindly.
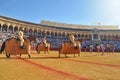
[0,41,6,54]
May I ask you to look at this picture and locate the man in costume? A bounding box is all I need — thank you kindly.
[18,27,25,49]
[69,33,77,48]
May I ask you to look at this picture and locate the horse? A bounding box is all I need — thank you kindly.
[59,41,81,57]
[36,43,50,54]
[0,36,36,58]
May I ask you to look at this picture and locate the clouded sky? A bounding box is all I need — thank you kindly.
[0,0,120,27]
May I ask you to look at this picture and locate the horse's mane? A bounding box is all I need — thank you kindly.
[5,37,16,42]
[4,37,28,42]
[3,37,31,46]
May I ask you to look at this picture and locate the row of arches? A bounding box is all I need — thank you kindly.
[0,23,120,40]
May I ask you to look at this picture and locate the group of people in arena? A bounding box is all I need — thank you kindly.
[0,27,119,53]
[89,43,116,54]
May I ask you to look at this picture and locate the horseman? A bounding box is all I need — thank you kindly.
[18,27,25,49]
[69,32,77,48]
[42,37,48,48]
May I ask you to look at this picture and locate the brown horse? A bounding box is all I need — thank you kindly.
[36,43,50,54]
[59,41,81,57]
[0,36,36,58]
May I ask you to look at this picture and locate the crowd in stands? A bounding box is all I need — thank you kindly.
[82,39,120,52]
[0,31,120,52]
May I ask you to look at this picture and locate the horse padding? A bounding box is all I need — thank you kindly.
[38,44,49,51]
[36,43,50,54]
[4,38,30,55]
[61,42,80,54]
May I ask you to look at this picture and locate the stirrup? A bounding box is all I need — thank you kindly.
[45,46,48,49]
[74,46,77,49]
[19,46,25,49]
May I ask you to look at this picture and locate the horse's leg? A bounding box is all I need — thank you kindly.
[74,53,76,57]
[78,50,80,56]
[39,49,41,54]
[77,42,81,56]
[58,50,61,57]
[28,54,31,58]
[44,51,46,54]
[47,48,49,54]
[47,45,50,54]
[47,51,49,54]
[78,53,80,56]
[28,45,31,58]
[6,53,10,58]
[37,48,40,54]
[78,48,80,57]
[102,50,105,56]
[65,53,68,57]
[20,54,21,58]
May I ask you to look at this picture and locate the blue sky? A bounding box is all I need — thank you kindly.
[0,0,120,27]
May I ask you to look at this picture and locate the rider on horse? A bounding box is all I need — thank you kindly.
[42,37,48,48]
[18,27,25,49]
[69,32,77,48]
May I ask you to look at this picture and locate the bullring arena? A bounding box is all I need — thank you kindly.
[0,15,120,80]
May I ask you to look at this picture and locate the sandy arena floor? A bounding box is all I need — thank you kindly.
[0,51,120,80]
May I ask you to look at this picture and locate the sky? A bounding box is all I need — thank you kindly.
[0,0,120,27]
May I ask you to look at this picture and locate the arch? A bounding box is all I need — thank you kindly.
[29,29,33,35]
[46,31,50,36]
[84,34,88,39]
[62,33,65,37]
[66,33,69,37]
[104,34,107,40]
[54,32,58,36]
[74,33,77,38]
[9,25,13,33]
[38,30,42,36]
[34,29,37,35]
[81,34,84,39]
[78,34,80,38]
[88,34,91,39]
[116,34,119,39]
[0,24,1,31]
[118,35,120,39]
[24,28,29,35]
[42,30,46,36]
[112,34,115,39]
[51,31,54,37]
[58,32,62,36]
[100,35,104,40]
[2,24,8,32]
[14,26,18,32]
[108,34,111,39]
